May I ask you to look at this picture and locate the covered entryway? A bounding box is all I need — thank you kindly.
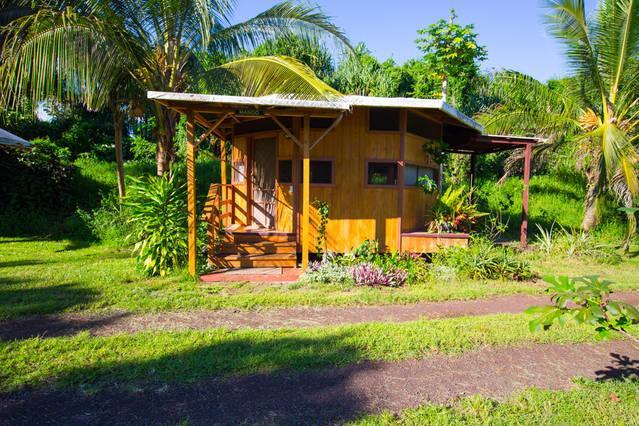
[251,137,277,229]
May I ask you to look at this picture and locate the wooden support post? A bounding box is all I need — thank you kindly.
[520,144,532,248]
[398,110,407,252]
[302,115,311,270]
[186,111,197,277]
[219,138,227,227]
[469,154,476,203]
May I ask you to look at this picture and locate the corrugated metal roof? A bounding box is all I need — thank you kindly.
[147,92,484,132]
[0,128,30,148]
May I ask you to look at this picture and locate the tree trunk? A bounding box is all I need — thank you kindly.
[111,103,126,199]
[582,170,600,231]
[156,106,178,176]
[441,75,448,103]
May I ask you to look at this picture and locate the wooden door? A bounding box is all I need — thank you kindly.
[252,137,276,228]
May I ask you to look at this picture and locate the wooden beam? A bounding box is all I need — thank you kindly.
[302,115,311,270]
[310,112,344,150]
[267,113,304,149]
[219,138,227,227]
[195,113,231,147]
[520,144,532,248]
[186,111,198,277]
[397,109,407,252]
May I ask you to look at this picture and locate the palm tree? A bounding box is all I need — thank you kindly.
[0,0,351,180]
[477,0,639,235]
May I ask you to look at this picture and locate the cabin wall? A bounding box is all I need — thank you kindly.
[227,107,445,253]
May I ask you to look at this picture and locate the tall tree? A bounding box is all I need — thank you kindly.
[477,0,639,240]
[0,0,351,176]
[415,9,486,107]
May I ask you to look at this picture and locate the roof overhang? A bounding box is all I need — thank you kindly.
[445,134,540,154]
[0,128,31,149]
[147,91,484,132]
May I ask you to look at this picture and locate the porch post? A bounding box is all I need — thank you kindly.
[219,138,227,227]
[520,144,532,248]
[186,110,198,277]
[469,154,476,203]
[302,115,311,269]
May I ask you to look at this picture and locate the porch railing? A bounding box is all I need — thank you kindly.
[203,183,235,229]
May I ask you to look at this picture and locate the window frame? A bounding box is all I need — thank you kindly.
[365,159,400,188]
[277,158,293,185]
[404,163,439,187]
[367,107,401,134]
[295,158,336,187]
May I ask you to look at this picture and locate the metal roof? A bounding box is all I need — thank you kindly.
[147,92,484,132]
[0,128,30,148]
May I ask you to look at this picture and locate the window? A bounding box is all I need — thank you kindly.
[369,108,400,131]
[295,160,334,185]
[306,160,333,184]
[278,160,293,184]
[367,162,398,186]
[232,161,246,183]
[407,111,441,140]
[405,165,437,186]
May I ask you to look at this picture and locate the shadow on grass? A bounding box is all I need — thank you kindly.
[0,311,132,340]
[0,278,99,320]
[0,259,54,268]
[1,333,377,425]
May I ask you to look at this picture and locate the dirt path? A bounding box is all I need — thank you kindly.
[2,340,638,425]
[2,292,639,340]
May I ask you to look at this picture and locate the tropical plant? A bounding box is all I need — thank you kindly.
[432,236,534,281]
[125,174,187,276]
[477,0,639,234]
[351,263,407,288]
[312,198,329,255]
[0,0,352,177]
[427,186,486,233]
[535,223,556,254]
[527,275,639,347]
[415,9,487,106]
[418,174,438,194]
[301,261,353,285]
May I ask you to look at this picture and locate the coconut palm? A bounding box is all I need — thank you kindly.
[477,0,639,236]
[0,0,351,180]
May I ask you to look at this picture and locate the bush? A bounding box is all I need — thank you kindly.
[125,174,187,276]
[432,237,534,281]
[75,193,133,245]
[0,138,74,212]
[300,261,354,285]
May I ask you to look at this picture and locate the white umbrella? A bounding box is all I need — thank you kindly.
[0,127,30,148]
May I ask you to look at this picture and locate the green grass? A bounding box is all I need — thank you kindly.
[1,313,637,392]
[2,237,639,320]
[351,380,639,425]
[478,174,626,240]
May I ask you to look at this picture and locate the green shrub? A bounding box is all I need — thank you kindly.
[125,174,187,276]
[300,261,354,285]
[432,237,534,281]
[75,193,133,245]
[0,138,74,212]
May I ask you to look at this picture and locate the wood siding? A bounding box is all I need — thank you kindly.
[228,107,444,254]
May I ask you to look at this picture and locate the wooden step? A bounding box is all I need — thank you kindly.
[218,241,297,255]
[223,231,296,244]
[210,253,298,269]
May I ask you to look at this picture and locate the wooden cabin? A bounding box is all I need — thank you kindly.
[148,92,537,274]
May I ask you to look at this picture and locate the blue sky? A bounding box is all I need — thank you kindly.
[233,1,597,82]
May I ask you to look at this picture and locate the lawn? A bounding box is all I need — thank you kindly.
[351,380,639,425]
[2,237,639,320]
[2,312,637,392]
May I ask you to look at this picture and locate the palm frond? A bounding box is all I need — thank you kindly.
[218,55,342,100]
[210,0,352,58]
